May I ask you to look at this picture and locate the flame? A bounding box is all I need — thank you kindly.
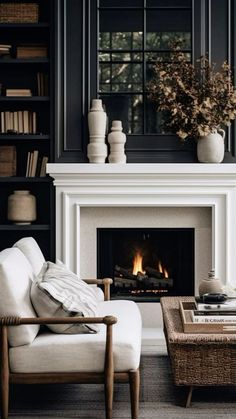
[132,251,145,275]
[158,261,169,278]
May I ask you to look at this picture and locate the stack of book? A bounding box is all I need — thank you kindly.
[191,299,236,323]
[0,110,37,134]
[0,44,11,58]
[26,150,48,177]
[16,45,47,59]
[6,88,32,97]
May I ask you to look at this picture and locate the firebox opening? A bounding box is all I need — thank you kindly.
[97,228,195,302]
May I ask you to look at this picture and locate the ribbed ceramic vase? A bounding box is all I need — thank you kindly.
[87,99,107,163]
[198,269,223,297]
[7,190,36,224]
[108,120,127,164]
[197,129,225,163]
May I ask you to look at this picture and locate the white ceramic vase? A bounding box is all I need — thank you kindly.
[7,190,36,224]
[197,128,225,163]
[87,99,107,163]
[108,120,127,164]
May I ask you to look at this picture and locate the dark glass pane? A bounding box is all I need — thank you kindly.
[100,0,143,6]
[100,10,143,32]
[99,32,111,49]
[146,31,191,50]
[99,64,111,84]
[111,32,142,50]
[111,63,142,85]
[147,0,191,7]
[100,94,143,134]
[146,9,191,33]
[111,52,142,61]
[145,51,191,63]
[145,96,163,134]
[99,52,111,61]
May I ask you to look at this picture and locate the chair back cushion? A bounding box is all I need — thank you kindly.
[13,237,45,277]
[0,248,40,347]
[31,261,99,334]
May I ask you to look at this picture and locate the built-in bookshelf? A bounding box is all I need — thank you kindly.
[0,0,54,260]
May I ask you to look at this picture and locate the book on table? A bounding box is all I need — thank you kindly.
[191,309,236,323]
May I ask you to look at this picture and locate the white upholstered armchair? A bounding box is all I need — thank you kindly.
[0,238,142,419]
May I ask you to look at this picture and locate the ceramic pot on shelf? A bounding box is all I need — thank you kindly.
[87,99,107,163]
[197,128,225,163]
[198,269,223,297]
[7,190,36,225]
[108,120,127,164]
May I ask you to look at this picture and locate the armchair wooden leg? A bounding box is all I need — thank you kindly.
[129,369,140,419]
[1,327,9,419]
[104,323,114,419]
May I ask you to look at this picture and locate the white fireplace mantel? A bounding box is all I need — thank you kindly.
[47,163,236,288]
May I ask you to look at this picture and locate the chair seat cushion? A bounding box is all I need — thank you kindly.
[9,300,142,373]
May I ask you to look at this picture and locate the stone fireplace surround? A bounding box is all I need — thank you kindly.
[47,163,236,346]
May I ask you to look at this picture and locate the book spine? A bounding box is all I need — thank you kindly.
[192,315,236,323]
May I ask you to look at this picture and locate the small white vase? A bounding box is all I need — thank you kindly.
[108,120,127,164]
[87,99,107,163]
[7,190,36,224]
[197,129,225,163]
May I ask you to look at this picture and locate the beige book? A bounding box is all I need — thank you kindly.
[30,150,39,177]
[40,156,48,177]
[18,111,23,134]
[1,112,5,133]
[32,112,37,134]
[23,110,29,134]
[13,112,18,133]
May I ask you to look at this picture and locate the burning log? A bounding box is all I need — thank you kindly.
[114,265,136,280]
[114,277,137,288]
[148,277,173,287]
[145,266,164,279]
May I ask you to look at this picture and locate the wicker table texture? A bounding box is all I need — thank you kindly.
[161,296,236,389]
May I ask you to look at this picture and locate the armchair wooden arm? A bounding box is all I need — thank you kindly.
[0,315,117,419]
[83,277,113,301]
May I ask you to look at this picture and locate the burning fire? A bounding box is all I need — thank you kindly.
[158,261,169,278]
[132,251,145,275]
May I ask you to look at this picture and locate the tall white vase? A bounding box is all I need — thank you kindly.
[197,129,225,163]
[108,120,127,164]
[87,99,107,163]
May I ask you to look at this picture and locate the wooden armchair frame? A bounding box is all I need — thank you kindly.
[0,279,140,419]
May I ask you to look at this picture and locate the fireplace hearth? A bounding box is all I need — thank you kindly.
[97,228,194,302]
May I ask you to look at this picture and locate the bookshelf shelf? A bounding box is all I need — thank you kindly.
[0,134,49,140]
[0,176,52,183]
[0,58,49,64]
[0,96,50,101]
[0,224,50,231]
[0,0,54,261]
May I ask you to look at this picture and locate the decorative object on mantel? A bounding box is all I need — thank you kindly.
[197,129,225,163]
[7,190,36,224]
[108,120,127,164]
[198,269,223,297]
[148,43,236,163]
[87,99,107,163]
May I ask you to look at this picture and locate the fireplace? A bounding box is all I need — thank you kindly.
[97,228,194,301]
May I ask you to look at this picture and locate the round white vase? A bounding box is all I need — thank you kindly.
[7,190,36,225]
[197,129,225,163]
[87,99,107,163]
[108,120,127,164]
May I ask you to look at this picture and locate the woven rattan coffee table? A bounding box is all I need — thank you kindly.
[161,296,236,407]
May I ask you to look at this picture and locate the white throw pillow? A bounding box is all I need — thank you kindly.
[31,261,99,333]
[13,237,45,276]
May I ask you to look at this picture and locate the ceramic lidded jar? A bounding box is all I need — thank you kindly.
[108,120,127,164]
[198,269,223,297]
[7,190,36,225]
[87,99,107,163]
